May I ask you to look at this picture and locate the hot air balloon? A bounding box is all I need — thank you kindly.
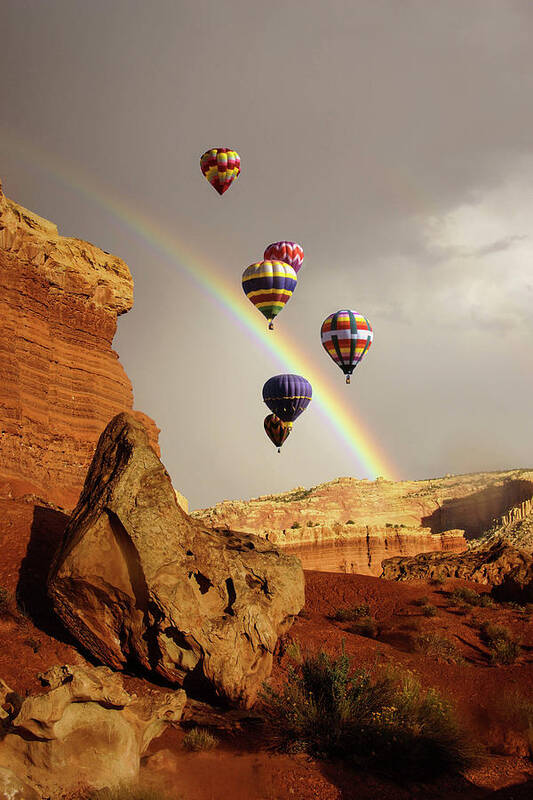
[262,374,312,428]
[264,414,291,452]
[320,309,373,384]
[200,148,241,195]
[242,260,297,330]
[263,241,304,274]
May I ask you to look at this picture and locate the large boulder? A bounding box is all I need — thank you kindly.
[0,664,186,798]
[48,413,305,706]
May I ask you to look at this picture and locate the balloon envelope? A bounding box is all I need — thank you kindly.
[264,414,291,450]
[200,148,241,195]
[262,374,312,427]
[242,260,297,328]
[321,309,373,382]
[263,241,304,274]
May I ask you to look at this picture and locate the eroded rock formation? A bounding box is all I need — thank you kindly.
[381,537,533,597]
[193,472,533,544]
[0,178,159,511]
[48,413,304,707]
[0,664,185,798]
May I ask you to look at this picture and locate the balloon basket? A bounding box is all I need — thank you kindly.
[346,375,351,384]
[268,321,274,331]
[277,448,281,453]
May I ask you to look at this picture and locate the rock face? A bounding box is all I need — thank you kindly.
[282,529,465,576]
[0,664,186,798]
[194,472,533,543]
[193,471,533,574]
[381,537,533,593]
[48,413,304,707]
[0,178,159,511]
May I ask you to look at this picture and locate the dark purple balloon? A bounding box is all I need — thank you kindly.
[262,374,312,425]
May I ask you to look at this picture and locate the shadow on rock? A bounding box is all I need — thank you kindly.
[16,505,78,646]
[422,480,533,539]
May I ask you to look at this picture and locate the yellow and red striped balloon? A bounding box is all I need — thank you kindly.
[242,260,297,330]
[200,148,241,195]
[321,310,373,384]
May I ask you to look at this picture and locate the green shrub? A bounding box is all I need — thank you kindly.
[330,604,370,622]
[450,588,493,608]
[422,604,438,618]
[182,727,219,752]
[479,622,521,665]
[350,616,379,638]
[414,633,464,664]
[262,648,477,780]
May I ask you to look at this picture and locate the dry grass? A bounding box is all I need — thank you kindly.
[182,727,219,752]
[414,633,464,664]
[479,622,521,665]
[86,786,170,800]
[330,604,370,622]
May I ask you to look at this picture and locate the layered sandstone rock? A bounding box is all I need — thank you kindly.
[48,413,304,707]
[193,472,533,543]
[0,178,159,510]
[0,664,186,798]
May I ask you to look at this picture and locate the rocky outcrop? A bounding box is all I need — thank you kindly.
[0,664,186,799]
[283,528,465,576]
[380,537,533,593]
[0,178,159,511]
[193,471,533,544]
[48,413,304,707]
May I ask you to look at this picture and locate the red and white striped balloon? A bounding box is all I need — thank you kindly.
[263,241,304,274]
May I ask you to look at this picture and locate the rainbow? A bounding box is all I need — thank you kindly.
[0,127,397,479]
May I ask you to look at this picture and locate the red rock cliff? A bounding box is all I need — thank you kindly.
[0,179,159,511]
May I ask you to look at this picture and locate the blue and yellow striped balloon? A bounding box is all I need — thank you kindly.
[242,260,297,330]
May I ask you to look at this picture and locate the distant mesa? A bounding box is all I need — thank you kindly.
[193,470,533,575]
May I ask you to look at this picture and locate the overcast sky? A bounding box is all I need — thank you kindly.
[2,0,533,509]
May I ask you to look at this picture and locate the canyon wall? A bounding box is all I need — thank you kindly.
[194,471,533,574]
[0,179,159,511]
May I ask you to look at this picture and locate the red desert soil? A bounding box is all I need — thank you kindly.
[2,532,532,798]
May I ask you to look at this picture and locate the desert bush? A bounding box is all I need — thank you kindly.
[422,604,438,618]
[262,648,477,780]
[479,622,521,665]
[290,521,301,529]
[0,587,9,614]
[412,596,430,607]
[414,633,464,664]
[182,727,219,752]
[350,616,379,638]
[450,588,493,608]
[88,786,169,800]
[330,604,370,622]
[429,576,445,587]
[346,519,355,525]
